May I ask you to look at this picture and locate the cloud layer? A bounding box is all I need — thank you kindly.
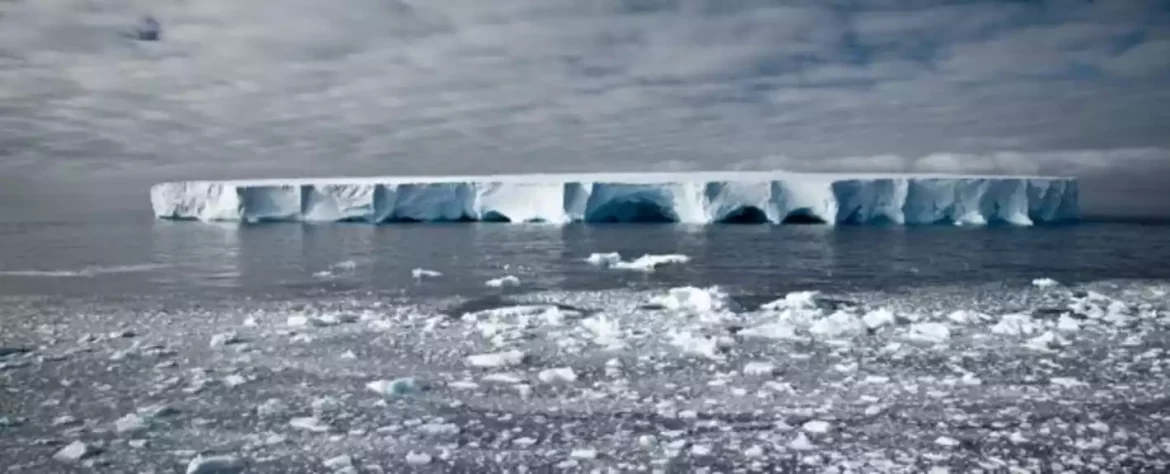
[1,0,1168,214]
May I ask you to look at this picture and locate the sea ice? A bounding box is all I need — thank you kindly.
[809,311,865,338]
[584,252,622,267]
[53,441,100,463]
[761,291,821,310]
[862,308,897,329]
[570,448,598,460]
[1032,278,1061,288]
[404,451,432,465]
[991,313,1040,336]
[185,455,245,474]
[743,361,776,376]
[256,398,289,418]
[323,455,354,471]
[649,286,728,314]
[466,350,528,368]
[802,420,832,434]
[668,330,723,359]
[906,322,952,343]
[537,367,578,384]
[290,417,331,432]
[580,314,624,349]
[113,413,149,435]
[366,378,422,397]
[411,268,442,279]
[610,254,691,271]
[485,275,521,288]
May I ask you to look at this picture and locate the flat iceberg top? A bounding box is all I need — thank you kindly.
[186,170,1072,187]
[151,171,1079,226]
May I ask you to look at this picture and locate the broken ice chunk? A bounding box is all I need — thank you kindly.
[53,441,101,463]
[405,451,432,465]
[323,455,354,470]
[801,420,831,434]
[366,378,423,397]
[537,367,578,384]
[906,322,951,344]
[289,417,331,433]
[570,448,598,460]
[788,432,815,450]
[209,332,245,348]
[1032,278,1060,288]
[185,454,245,474]
[114,414,149,435]
[862,309,896,329]
[584,252,622,267]
[412,268,442,279]
[485,276,520,288]
[256,398,289,419]
[743,361,775,376]
[466,350,528,368]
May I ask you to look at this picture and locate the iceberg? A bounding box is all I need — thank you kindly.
[150,171,1079,225]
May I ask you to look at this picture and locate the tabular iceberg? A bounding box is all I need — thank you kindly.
[150,171,1079,226]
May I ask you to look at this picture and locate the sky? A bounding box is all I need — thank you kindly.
[1,0,1169,217]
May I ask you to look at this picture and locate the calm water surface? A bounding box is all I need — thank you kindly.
[2,210,1168,300]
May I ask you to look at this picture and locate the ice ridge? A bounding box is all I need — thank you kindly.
[150,171,1079,226]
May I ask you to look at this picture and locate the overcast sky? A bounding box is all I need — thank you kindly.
[1,0,1168,216]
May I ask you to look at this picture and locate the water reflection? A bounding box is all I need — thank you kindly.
[150,219,243,288]
[300,222,377,275]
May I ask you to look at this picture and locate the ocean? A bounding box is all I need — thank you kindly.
[3,210,1170,472]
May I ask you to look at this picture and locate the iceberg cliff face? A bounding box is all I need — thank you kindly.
[150,171,1079,226]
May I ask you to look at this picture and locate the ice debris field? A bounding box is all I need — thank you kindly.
[3,265,1170,472]
[151,171,1079,225]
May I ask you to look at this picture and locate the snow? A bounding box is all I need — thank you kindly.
[151,171,1079,225]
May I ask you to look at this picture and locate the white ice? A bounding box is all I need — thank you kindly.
[151,171,1078,225]
[585,252,691,272]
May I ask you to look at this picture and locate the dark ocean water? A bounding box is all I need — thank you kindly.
[2,211,1170,300]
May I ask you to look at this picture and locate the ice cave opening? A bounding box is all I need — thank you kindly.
[587,200,678,223]
[717,206,769,224]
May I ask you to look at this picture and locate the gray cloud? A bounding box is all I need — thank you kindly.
[2,0,1168,216]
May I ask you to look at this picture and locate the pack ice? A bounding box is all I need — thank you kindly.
[151,171,1078,226]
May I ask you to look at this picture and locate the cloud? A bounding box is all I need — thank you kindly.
[1,0,1168,215]
[731,147,1170,177]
